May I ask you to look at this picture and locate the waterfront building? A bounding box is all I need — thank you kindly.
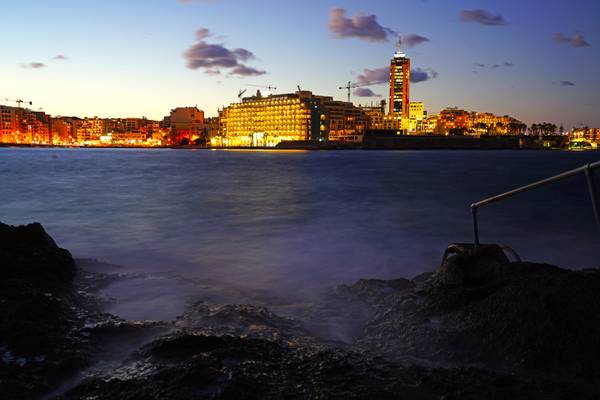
[434,108,525,136]
[125,118,146,133]
[435,108,471,134]
[321,99,368,143]
[204,116,221,143]
[364,109,402,131]
[30,111,51,143]
[390,39,410,118]
[77,117,106,143]
[50,117,78,145]
[214,90,367,147]
[170,107,204,144]
[0,105,17,143]
[0,105,51,144]
[111,131,148,144]
[409,102,425,120]
[570,128,600,141]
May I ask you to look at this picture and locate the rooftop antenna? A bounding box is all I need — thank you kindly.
[394,35,406,57]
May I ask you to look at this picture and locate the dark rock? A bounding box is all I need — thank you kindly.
[336,278,415,304]
[348,247,600,392]
[0,222,75,290]
[57,333,554,400]
[0,222,87,399]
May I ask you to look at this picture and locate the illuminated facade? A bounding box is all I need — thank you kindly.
[215,90,366,147]
[0,105,51,144]
[433,108,525,136]
[409,102,425,120]
[390,39,410,118]
[321,99,368,143]
[51,117,78,144]
[0,106,16,142]
[361,105,402,131]
[170,107,204,144]
[77,117,106,143]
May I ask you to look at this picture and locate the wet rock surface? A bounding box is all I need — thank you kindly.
[3,223,600,399]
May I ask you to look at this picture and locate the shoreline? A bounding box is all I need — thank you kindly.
[0,142,582,152]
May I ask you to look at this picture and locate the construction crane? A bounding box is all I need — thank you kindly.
[3,97,33,108]
[338,81,378,103]
[238,89,247,99]
[248,84,277,92]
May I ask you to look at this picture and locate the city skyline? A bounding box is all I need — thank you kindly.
[1,0,599,129]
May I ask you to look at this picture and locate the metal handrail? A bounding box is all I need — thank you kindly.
[471,160,600,247]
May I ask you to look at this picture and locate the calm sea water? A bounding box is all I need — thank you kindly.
[1,148,599,319]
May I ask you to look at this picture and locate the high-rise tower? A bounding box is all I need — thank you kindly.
[390,38,410,118]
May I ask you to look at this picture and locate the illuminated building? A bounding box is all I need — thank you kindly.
[50,117,78,144]
[170,107,204,144]
[362,100,427,134]
[204,116,221,143]
[214,90,367,147]
[0,105,51,144]
[361,104,403,131]
[390,38,410,118]
[570,128,599,141]
[409,102,425,120]
[111,131,148,144]
[77,117,106,143]
[0,105,16,143]
[433,108,524,136]
[30,111,51,143]
[321,99,368,143]
[435,108,471,134]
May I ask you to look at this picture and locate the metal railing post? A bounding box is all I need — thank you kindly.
[471,206,480,249]
[470,160,600,248]
[585,164,600,230]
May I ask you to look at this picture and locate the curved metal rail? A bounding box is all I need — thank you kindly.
[471,160,600,247]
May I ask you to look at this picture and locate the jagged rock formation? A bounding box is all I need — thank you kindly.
[340,245,600,392]
[0,222,86,398]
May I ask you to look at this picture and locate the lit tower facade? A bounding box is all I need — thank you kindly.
[389,38,410,118]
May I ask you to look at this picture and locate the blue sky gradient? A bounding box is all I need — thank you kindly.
[1,0,598,128]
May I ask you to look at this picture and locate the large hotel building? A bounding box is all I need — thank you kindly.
[390,40,411,118]
[213,90,367,147]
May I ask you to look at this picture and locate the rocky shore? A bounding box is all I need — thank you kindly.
[1,222,599,399]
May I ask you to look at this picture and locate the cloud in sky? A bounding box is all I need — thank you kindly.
[400,33,430,49]
[356,66,438,85]
[459,9,507,26]
[560,80,575,86]
[53,54,68,60]
[356,67,389,85]
[20,62,46,69]
[329,8,395,42]
[475,61,514,69]
[554,32,591,48]
[410,68,438,83]
[353,87,381,97]
[184,28,266,77]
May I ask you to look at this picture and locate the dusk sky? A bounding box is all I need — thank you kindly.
[1,0,599,128]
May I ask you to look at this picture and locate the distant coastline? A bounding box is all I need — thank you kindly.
[0,135,581,151]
